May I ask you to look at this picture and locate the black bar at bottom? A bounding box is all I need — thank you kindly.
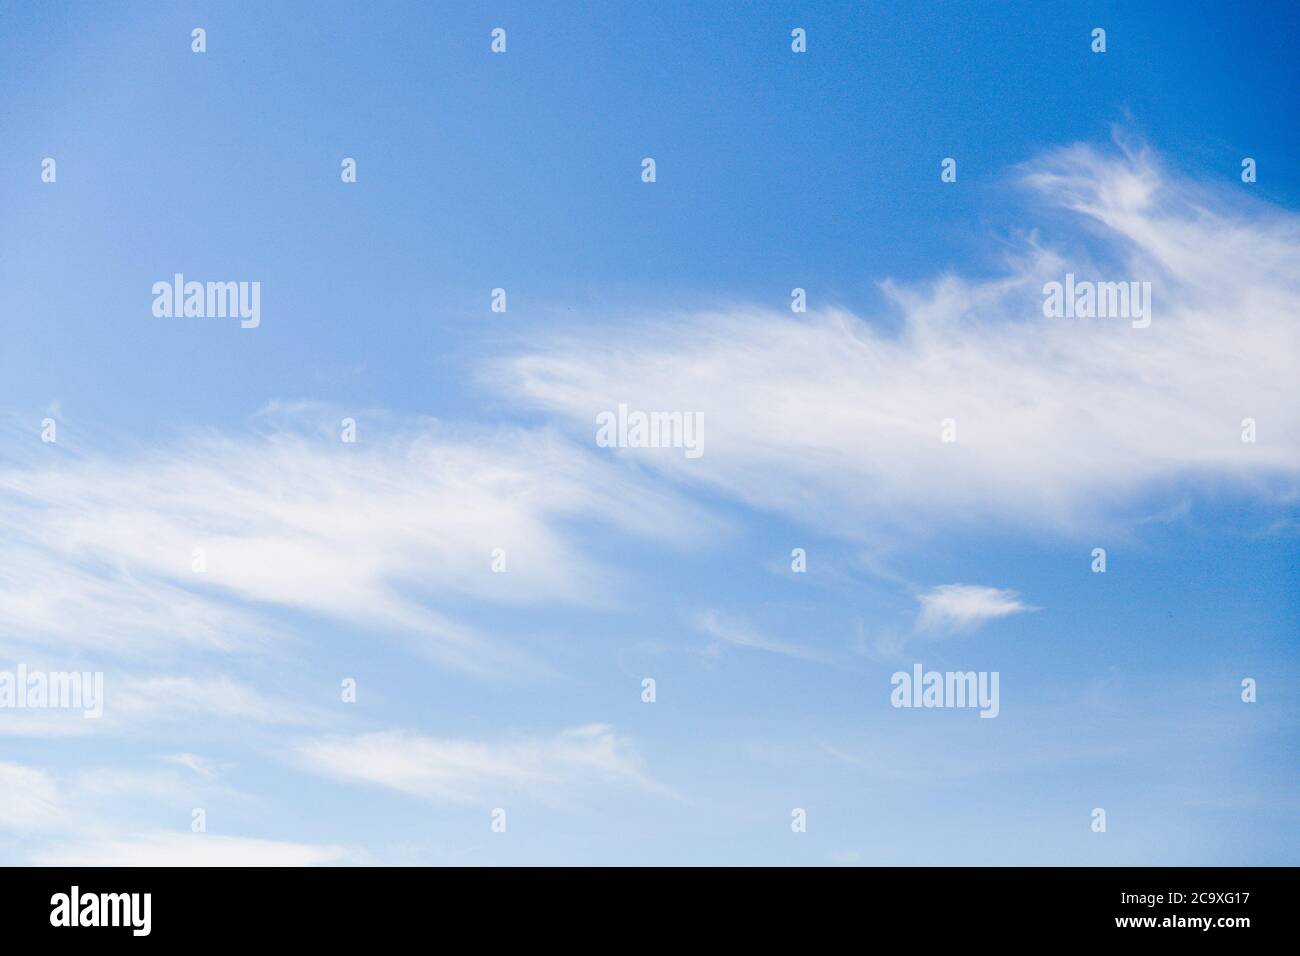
[0,866,1287,942]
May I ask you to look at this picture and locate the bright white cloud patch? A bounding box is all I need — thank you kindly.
[499,141,1300,539]
[915,584,1031,635]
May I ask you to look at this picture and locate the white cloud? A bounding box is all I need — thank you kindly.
[694,609,826,661]
[0,758,342,865]
[0,673,322,738]
[498,139,1300,540]
[915,584,1031,635]
[162,752,221,778]
[72,766,210,802]
[0,422,711,674]
[30,832,347,867]
[297,724,670,804]
[0,711,102,738]
[111,674,313,725]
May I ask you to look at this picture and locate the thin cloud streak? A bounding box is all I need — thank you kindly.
[694,609,828,662]
[296,724,675,805]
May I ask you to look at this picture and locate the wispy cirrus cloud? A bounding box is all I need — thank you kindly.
[161,753,223,779]
[296,724,673,805]
[0,672,326,738]
[915,584,1033,635]
[0,758,347,865]
[855,583,1034,660]
[30,832,349,867]
[498,138,1300,540]
[693,608,827,662]
[0,419,713,675]
[0,761,67,832]
[109,674,322,727]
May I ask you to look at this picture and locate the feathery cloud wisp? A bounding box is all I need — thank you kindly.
[499,141,1300,540]
[30,832,348,867]
[694,609,827,661]
[0,422,710,674]
[296,724,670,804]
[915,584,1032,635]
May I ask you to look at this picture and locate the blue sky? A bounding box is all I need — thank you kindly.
[0,1,1297,865]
